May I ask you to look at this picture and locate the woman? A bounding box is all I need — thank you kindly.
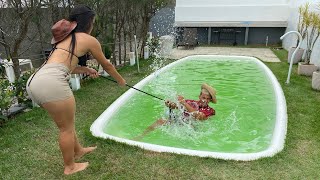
[26,5,126,175]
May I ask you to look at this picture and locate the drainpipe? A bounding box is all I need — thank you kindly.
[208,27,211,45]
[265,36,269,47]
[244,27,249,45]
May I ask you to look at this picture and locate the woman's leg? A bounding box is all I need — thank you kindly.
[74,133,97,159]
[71,102,97,159]
[42,96,89,175]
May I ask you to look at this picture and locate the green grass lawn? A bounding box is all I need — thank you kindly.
[1,49,320,179]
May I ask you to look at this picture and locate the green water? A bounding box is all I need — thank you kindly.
[104,58,277,153]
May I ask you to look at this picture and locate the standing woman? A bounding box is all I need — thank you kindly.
[26,5,126,175]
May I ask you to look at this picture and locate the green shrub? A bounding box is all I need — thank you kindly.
[0,69,34,122]
[0,79,15,119]
[147,37,160,58]
[13,70,34,106]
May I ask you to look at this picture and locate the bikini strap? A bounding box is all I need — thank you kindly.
[54,47,79,59]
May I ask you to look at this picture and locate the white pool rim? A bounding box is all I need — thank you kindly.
[90,55,287,161]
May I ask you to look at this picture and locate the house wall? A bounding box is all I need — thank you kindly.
[196,27,246,45]
[282,0,320,66]
[248,28,286,45]
[194,27,285,46]
[175,0,289,27]
[174,0,289,46]
[196,28,208,45]
[176,0,289,6]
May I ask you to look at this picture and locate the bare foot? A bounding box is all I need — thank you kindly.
[75,146,97,160]
[64,162,89,175]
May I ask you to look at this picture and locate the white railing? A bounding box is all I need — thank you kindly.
[280,31,302,84]
[1,59,33,83]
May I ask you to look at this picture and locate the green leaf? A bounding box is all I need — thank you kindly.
[0,114,8,121]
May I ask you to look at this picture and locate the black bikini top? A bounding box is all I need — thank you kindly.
[28,41,89,87]
[51,46,89,66]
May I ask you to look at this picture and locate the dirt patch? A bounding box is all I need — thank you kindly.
[296,140,314,156]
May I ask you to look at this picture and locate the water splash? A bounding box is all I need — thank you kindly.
[221,107,240,134]
[149,45,166,73]
[159,120,216,144]
[157,106,242,144]
[158,104,217,143]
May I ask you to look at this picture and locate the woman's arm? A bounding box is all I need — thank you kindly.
[71,66,99,78]
[86,36,126,86]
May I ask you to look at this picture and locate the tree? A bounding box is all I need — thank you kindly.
[0,0,173,73]
[0,0,71,80]
[1,0,43,79]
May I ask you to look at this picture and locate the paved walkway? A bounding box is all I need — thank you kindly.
[169,47,280,62]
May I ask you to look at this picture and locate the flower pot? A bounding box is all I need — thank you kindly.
[129,52,135,66]
[297,62,318,76]
[69,74,81,91]
[312,71,320,91]
[288,47,304,64]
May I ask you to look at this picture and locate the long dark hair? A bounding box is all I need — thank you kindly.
[68,5,95,60]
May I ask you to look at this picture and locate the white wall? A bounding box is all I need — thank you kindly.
[175,5,288,25]
[283,0,320,66]
[175,0,320,65]
[176,0,288,6]
[175,0,289,27]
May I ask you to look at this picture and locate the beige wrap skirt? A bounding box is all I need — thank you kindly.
[26,63,72,105]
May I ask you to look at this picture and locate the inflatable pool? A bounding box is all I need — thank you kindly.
[90,55,287,161]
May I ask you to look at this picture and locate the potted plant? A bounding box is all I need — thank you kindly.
[297,4,319,76]
[312,69,320,90]
[288,3,309,64]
